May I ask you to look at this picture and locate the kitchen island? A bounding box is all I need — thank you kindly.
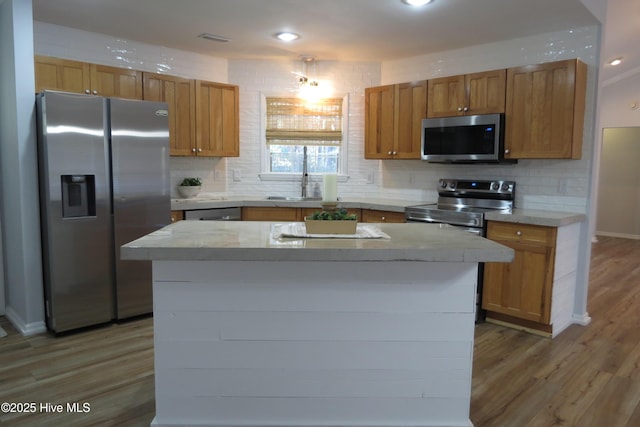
[122,221,513,427]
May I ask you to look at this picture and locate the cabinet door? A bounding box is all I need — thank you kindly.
[505,59,586,159]
[364,85,395,159]
[482,222,555,324]
[91,65,143,99]
[465,69,506,115]
[143,73,196,156]
[427,75,465,118]
[395,81,426,159]
[35,56,90,94]
[195,80,239,157]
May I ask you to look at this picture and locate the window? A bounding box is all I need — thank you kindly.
[265,96,344,174]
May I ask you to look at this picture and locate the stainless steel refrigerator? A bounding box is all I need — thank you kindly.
[36,90,171,333]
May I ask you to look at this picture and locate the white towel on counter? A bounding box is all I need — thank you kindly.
[272,223,390,239]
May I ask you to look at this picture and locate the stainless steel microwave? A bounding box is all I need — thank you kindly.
[421,113,514,163]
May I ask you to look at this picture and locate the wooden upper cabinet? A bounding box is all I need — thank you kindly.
[35,56,142,99]
[365,85,395,159]
[427,69,506,118]
[505,59,587,159]
[396,81,427,159]
[195,80,240,157]
[143,73,196,156]
[35,56,90,94]
[365,81,426,159]
[90,65,143,99]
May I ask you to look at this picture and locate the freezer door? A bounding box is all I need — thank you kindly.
[110,98,171,319]
[36,91,114,332]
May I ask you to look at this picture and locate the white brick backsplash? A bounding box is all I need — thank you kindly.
[34,21,599,212]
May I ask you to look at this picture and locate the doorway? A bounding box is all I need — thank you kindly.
[596,127,640,239]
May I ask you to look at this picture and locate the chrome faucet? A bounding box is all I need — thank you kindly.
[301,146,308,198]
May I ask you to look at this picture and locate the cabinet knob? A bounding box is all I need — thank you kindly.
[392,151,397,155]
[457,107,463,112]
[192,148,197,153]
[505,149,510,154]
[463,107,469,112]
[388,151,393,155]
[85,89,90,94]
[516,231,522,236]
[198,148,203,152]
[381,216,386,221]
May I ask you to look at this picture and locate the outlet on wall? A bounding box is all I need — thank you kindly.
[232,169,241,182]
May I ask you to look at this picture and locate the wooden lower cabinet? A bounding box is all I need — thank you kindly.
[241,207,300,221]
[171,210,185,223]
[361,209,406,223]
[482,221,556,333]
[242,207,364,222]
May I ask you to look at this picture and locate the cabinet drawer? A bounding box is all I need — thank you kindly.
[171,210,185,222]
[487,221,555,246]
[361,209,406,223]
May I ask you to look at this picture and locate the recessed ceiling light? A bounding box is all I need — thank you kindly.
[275,32,300,42]
[401,0,433,6]
[608,57,623,66]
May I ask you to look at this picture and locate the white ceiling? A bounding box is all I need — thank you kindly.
[31,0,637,83]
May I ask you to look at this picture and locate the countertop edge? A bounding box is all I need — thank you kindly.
[484,209,587,227]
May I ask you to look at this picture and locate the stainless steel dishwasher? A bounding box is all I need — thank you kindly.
[184,207,241,221]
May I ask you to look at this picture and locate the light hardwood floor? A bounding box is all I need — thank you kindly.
[1,236,638,426]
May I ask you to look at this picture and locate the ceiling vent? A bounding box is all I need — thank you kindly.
[198,33,230,43]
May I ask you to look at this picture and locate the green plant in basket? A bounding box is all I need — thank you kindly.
[180,177,202,186]
[310,208,357,221]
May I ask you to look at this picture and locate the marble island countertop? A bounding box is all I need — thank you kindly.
[121,220,514,263]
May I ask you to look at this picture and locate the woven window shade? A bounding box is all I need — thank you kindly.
[266,97,342,146]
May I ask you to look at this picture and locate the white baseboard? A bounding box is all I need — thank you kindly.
[5,306,47,336]
[572,312,592,326]
[595,231,640,240]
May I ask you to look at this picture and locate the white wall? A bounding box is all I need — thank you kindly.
[1,0,46,334]
[34,21,600,212]
[595,72,640,238]
[34,22,228,81]
[596,128,640,238]
[221,26,599,210]
[379,26,599,212]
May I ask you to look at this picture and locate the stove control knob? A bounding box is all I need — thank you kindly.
[501,183,511,192]
[491,182,500,191]
[449,182,456,189]
[440,180,448,188]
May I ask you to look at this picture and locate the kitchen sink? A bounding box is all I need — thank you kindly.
[266,196,323,201]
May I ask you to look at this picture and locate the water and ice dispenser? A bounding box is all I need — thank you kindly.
[61,174,96,218]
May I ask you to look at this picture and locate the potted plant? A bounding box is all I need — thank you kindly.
[305,208,358,234]
[177,177,202,198]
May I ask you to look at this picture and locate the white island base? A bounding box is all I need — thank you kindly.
[151,260,477,427]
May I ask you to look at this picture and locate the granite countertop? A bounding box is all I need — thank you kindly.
[484,209,586,227]
[171,195,587,227]
[171,195,419,213]
[121,221,514,263]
